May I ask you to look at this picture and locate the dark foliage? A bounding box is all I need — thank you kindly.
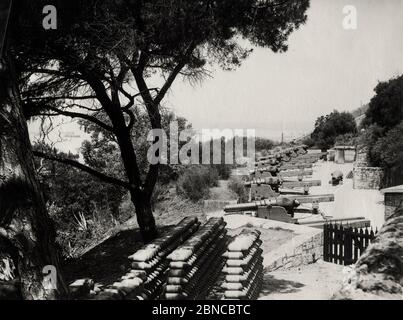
[362,75,403,131]
[311,110,357,150]
[176,165,219,202]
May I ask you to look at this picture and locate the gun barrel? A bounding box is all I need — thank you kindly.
[278,169,313,177]
[224,199,277,212]
[278,194,334,203]
[244,177,281,187]
[282,180,321,188]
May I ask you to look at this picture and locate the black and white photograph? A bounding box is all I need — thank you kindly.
[0,0,402,306]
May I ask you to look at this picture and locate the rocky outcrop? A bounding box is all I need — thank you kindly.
[334,207,403,300]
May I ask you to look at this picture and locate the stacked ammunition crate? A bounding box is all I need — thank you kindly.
[164,217,228,300]
[92,217,200,300]
[222,229,263,300]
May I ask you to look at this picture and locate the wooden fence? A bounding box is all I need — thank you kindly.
[323,223,376,265]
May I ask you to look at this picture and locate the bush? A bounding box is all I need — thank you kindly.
[176,166,219,201]
[371,121,403,169]
[228,176,248,203]
[301,136,315,148]
[213,164,232,180]
[255,137,276,152]
[311,110,357,150]
[334,133,358,146]
[48,203,121,258]
[362,75,403,131]
[358,124,386,166]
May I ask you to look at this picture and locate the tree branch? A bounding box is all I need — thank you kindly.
[28,95,97,101]
[33,151,131,190]
[43,106,114,132]
[154,45,195,105]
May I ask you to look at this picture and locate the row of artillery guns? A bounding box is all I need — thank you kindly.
[224,145,334,224]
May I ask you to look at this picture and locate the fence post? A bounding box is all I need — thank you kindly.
[323,224,329,262]
[344,226,353,265]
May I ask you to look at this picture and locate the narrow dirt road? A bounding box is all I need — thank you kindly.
[259,260,345,300]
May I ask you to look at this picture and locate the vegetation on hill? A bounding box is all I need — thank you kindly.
[350,104,369,119]
[306,110,357,150]
[362,75,403,131]
[360,75,403,186]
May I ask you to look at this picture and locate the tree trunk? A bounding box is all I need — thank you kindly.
[131,190,158,243]
[0,57,68,299]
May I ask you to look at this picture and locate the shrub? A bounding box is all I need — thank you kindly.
[176,166,219,201]
[255,137,276,152]
[48,203,120,258]
[311,110,357,150]
[362,75,403,131]
[212,164,232,180]
[228,176,248,203]
[301,136,315,148]
[371,121,403,169]
[359,124,386,166]
[334,133,358,146]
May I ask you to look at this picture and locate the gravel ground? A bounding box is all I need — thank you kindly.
[259,260,345,300]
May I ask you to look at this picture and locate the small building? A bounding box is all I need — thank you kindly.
[327,148,335,161]
[334,146,356,164]
[381,185,403,221]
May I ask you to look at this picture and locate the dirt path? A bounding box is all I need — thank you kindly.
[259,260,345,300]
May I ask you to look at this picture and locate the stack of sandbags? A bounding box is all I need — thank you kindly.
[164,217,228,300]
[92,217,200,300]
[222,229,263,300]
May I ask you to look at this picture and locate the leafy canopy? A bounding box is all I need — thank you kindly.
[311,110,357,150]
[14,0,310,104]
[362,75,403,131]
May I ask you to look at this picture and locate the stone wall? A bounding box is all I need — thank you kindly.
[265,231,323,272]
[352,145,384,190]
[353,167,384,190]
[218,215,325,273]
[355,145,369,167]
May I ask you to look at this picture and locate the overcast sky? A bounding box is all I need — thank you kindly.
[29,0,403,152]
[163,0,403,140]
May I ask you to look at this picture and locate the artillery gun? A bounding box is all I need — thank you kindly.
[250,166,313,181]
[330,170,343,186]
[224,198,300,223]
[255,150,296,168]
[279,162,313,171]
[295,145,309,155]
[224,191,334,223]
[244,177,321,197]
[286,152,326,164]
[278,169,313,179]
[255,158,280,168]
[257,145,308,162]
[234,178,334,222]
[257,152,283,162]
[249,166,279,177]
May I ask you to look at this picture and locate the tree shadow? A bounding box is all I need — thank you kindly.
[62,226,171,287]
[260,272,305,297]
[0,280,21,300]
[62,228,143,286]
